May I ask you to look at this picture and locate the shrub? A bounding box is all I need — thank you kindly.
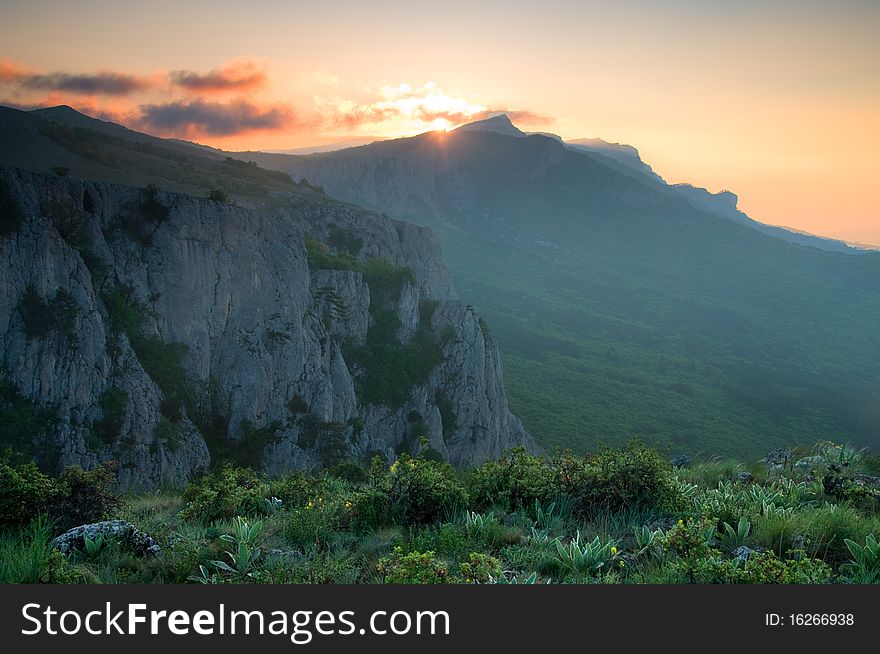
[325,461,369,484]
[661,518,717,583]
[0,377,59,457]
[54,463,121,530]
[17,286,79,341]
[0,453,119,530]
[343,303,451,409]
[466,448,559,511]
[0,455,57,529]
[699,550,832,584]
[573,441,682,515]
[207,188,229,203]
[305,237,360,272]
[139,184,169,223]
[284,494,352,551]
[327,224,363,256]
[0,178,23,236]
[458,552,502,583]
[353,455,468,528]
[377,547,449,584]
[95,387,128,445]
[180,466,271,522]
[467,443,681,517]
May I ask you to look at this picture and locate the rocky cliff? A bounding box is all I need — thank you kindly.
[0,166,533,488]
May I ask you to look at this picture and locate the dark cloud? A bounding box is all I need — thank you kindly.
[169,60,266,93]
[14,71,152,95]
[138,98,296,136]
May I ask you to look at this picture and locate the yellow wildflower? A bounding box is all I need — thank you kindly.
[610,546,618,555]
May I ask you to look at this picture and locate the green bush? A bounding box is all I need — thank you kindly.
[698,550,832,584]
[180,466,271,522]
[354,455,468,528]
[574,442,683,514]
[377,547,450,584]
[0,454,119,531]
[0,455,57,529]
[284,492,353,551]
[458,552,502,583]
[207,188,229,203]
[468,443,681,516]
[305,237,360,272]
[467,448,559,511]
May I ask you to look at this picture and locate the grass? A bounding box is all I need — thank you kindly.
[1,440,878,585]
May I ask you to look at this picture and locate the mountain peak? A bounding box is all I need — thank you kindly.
[455,113,526,137]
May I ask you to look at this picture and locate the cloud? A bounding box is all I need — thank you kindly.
[169,59,267,93]
[137,98,297,137]
[0,60,30,83]
[320,82,552,132]
[0,60,153,95]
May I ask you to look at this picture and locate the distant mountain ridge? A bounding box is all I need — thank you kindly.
[231,113,880,457]
[468,115,871,254]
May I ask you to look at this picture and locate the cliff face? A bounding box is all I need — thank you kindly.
[0,167,533,488]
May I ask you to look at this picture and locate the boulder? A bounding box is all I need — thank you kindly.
[762,449,791,471]
[51,520,161,557]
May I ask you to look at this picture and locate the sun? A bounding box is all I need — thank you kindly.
[430,117,451,132]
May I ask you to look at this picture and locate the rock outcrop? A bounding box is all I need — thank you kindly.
[51,520,161,557]
[0,167,533,488]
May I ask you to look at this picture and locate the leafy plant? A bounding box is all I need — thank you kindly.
[842,534,880,583]
[83,532,106,557]
[495,571,539,584]
[553,531,616,577]
[210,517,263,580]
[719,517,751,553]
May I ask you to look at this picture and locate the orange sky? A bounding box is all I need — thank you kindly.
[1,0,878,245]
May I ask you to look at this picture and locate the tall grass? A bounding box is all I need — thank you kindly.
[0,515,53,583]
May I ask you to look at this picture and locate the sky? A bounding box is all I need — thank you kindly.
[1,0,878,245]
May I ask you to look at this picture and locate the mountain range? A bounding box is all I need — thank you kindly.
[236,113,880,457]
[2,104,879,462]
